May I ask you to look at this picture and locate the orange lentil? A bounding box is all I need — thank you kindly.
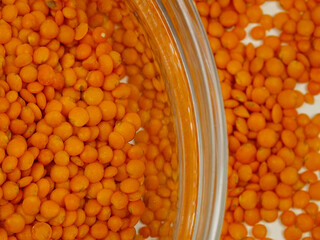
[250,26,265,40]
[265,58,285,77]
[221,31,239,49]
[32,222,52,240]
[228,223,247,240]
[309,181,320,200]
[284,226,302,240]
[219,10,238,28]
[252,224,267,239]
[68,107,89,127]
[246,5,262,23]
[239,190,258,210]
[40,19,59,39]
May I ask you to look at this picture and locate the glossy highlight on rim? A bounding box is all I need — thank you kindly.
[154,0,228,238]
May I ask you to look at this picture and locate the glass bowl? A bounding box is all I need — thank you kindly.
[126,0,228,239]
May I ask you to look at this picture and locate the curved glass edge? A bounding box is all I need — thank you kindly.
[125,0,228,239]
[126,0,199,239]
[185,1,229,238]
[158,0,228,239]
